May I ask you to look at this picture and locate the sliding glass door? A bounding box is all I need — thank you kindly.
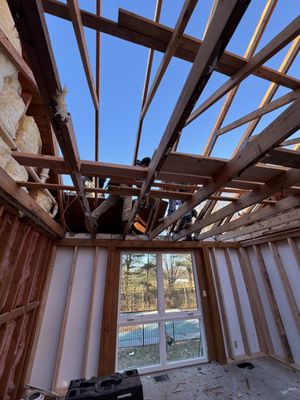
[116,252,207,373]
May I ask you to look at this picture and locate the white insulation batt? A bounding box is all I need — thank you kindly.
[0,50,18,92]
[0,136,11,169]
[0,0,22,54]
[30,190,53,214]
[4,156,28,182]
[16,116,42,154]
[0,77,25,140]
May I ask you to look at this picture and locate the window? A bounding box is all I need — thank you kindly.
[117,252,207,373]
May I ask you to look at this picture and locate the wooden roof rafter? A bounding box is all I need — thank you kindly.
[3,0,300,241]
[124,0,252,236]
[187,0,278,233]
[41,0,300,90]
[7,0,96,236]
[150,96,300,240]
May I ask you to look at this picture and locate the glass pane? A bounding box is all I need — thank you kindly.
[162,254,197,312]
[165,319,205,362]
[117,324,160,370]
[120,253,157,315]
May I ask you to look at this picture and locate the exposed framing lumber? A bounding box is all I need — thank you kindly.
[132,0,163,164]
[233,37,300,155]
[241,226,300,247]
[280,137,300,147]
[56,238,240,248]
[25,246,58,385]
[8,0,95,235]
[16,180,259,204]
[151,97,300,240]
[125,0,251,235]
[82,246,99,377]
[99,247,120,375]
[0,169,64,238]
[224,248,251,356]
[194,249,227,363]
[202,0,218,39]
[52,246,78,390]
[261,148,300,169]
[185,15,300,127]
[95,0,101,162]
[198,193,300,241]
[13,151,291,191]
[252,245,294,364]
[42,0,300,90]
[0,27,38,93]
[194,0,278,224]
[0,302,39,326]
[13,238,53,400]
[67,0,99,111]
[268,241,300,336]
[219,207,300,242]
[210,248,234,360]
[237,248,272,354]
[202,0,278,156]
[287,237,300,273]
[217,89,300,137]
[140,0,198,120]
[175,168,300,241]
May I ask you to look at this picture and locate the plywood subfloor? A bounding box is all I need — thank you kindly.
[141,357,300,400]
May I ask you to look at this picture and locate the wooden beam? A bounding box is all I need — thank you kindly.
[99,247,120,375]
[0,27,38,93]
[237,248,272,354]
[269,242,300,336]
[202,0,278,156]
[218,206,300,242]
[175,168,300,241]
[287,237,300,273]
[56,238,240,248]
[132,0,163,164]
[186,15,300,126]
[41,1,300,90]
[82,246,99,377]
[261,147,300,169]
[198,193,300,241]
[52,247,78,390]
[0,301,39,326]
[233,37,300,155]
[140,0,198,120]
[241,226,300,247]
[8,0,95,235]
[280,137,300,147]
[253,245,294,364]
[224,248,251,356]
[95,0,101,162]
[0,169,64,238]
[67,0,99,110]
[125,0,251,235]
[210,249,234,360]
[150,97,300,240]
[217,89,300,137]
[194,249,227,363]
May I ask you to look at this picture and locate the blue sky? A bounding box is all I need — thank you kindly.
[45,0,300,167]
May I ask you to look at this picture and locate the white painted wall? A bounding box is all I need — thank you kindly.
[29,247,108,390]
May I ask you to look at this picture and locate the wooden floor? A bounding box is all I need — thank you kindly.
[141,357,300,400]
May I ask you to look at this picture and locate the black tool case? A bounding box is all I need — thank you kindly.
[65,369,143,400]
